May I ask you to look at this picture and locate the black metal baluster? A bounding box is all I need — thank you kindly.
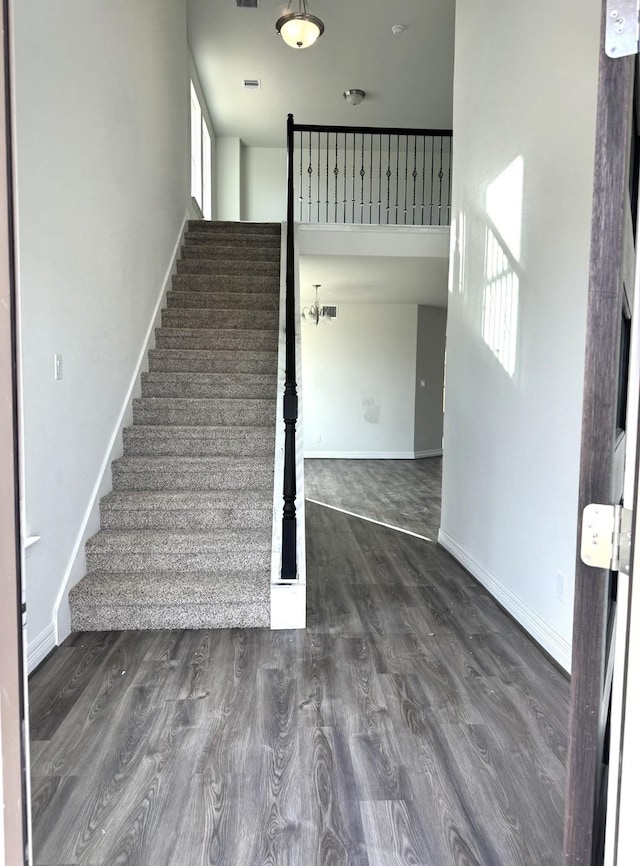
[378,134,382,224]
[325,131,329,223]
[343,132,347,223]
[369,133,373,225]
[429,136,435,225]
[359,134,365,223]
[282,113,297,579]
[307,133,313,221]
[317,131,321,222]
[438,135,444,226]
[412,136,417,226]
[395,134,400,225]
[386,135,391,225]
[421,136,426,226]
[403,134,409,225]
[351,133,356,224]
[299,131,303,221]
[334,133,338,223]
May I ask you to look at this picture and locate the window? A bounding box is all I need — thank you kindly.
[190,81,212,219]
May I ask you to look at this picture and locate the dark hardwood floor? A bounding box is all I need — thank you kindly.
[304,457,443,539]
[30,460,568,866]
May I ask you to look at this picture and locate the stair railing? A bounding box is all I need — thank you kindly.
[281,114,297,579]
[291,121,453,226]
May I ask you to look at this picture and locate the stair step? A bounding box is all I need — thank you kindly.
[188,220,280,235]
[69,570,270,631]
[172,273,279,294]
[179,246,280,264]
[111,455,274,491]
[100,490,271,530]
[161,308,278,331]
[185,231,280,247]
[167,290,279,311]
[123,425,275,457]
[85,529,270,572]
[140,371,275,400]
[171,273,279,294]
[174,259,279,277]
[148,348,277,375]
[133,396,275,427]
[154,327,278,352]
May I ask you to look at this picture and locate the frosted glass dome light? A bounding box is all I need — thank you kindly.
[276,0,325,49]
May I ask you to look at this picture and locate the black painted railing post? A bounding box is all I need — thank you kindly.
[281,113,298,580]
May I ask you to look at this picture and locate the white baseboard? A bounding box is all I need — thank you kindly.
[26,622,56,674]
[438,528,571,672]
[52,213,190,645]
[414,449,443,458]
[304,450,416,459]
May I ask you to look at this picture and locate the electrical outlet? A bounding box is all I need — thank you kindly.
[315,434,322,444]
[53,353,62,380]
[556,572,566,603]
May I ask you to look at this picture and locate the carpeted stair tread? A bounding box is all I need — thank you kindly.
[85,529,271,572]
[179,248,280,265]
[148,348,277,374]
[155,327,278,351]
[185,232,280,247]
[100,490,272,530]
[188,220,280,234]
[173,259,280,277]
[167,290,279,311]
[172,273,279,293]
[141,371,275,399]
[70,570,270,631]
[161,308,279,330]
[111,455,274,491]
[133,396,276,427]
[123,425,275,457]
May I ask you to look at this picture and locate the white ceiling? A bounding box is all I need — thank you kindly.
[300,255,449,307]
[188,0,456,147]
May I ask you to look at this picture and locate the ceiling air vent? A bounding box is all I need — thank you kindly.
[243,79,262,91]
[236,0,258,8]
[322,305,338,319]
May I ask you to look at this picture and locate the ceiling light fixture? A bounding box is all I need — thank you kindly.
[343,89,365,107]
[302,285,331,326]
[276,0,325,50]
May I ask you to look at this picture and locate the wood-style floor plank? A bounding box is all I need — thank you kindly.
[30,458,568,865]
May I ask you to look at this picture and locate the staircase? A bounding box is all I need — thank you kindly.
[69,221,281,631]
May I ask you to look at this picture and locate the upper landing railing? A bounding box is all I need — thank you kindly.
[291,120,453,227]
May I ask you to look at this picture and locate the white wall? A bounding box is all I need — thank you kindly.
[440,0,600,670]
[13,0,190,662]
[302,304,418,458]
[415,306,446,455]
[241,147,287,222]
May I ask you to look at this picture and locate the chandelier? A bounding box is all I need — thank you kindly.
[276,0,325,50]
[302,285,330,325]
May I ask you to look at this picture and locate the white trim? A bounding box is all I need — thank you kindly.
[438,528,571,671]
[52,214,190,644]
[304,450,417,459]
[414,449,443,459]
[306,498,434,543]
[26,622,56,674]
[296,222,450,238]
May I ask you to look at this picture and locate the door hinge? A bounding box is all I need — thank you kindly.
[606,0,640,58]
[581,503,632,574]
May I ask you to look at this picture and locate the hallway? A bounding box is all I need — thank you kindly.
[29,465,568,865]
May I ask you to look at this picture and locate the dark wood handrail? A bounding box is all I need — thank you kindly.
[292,123,452,138]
